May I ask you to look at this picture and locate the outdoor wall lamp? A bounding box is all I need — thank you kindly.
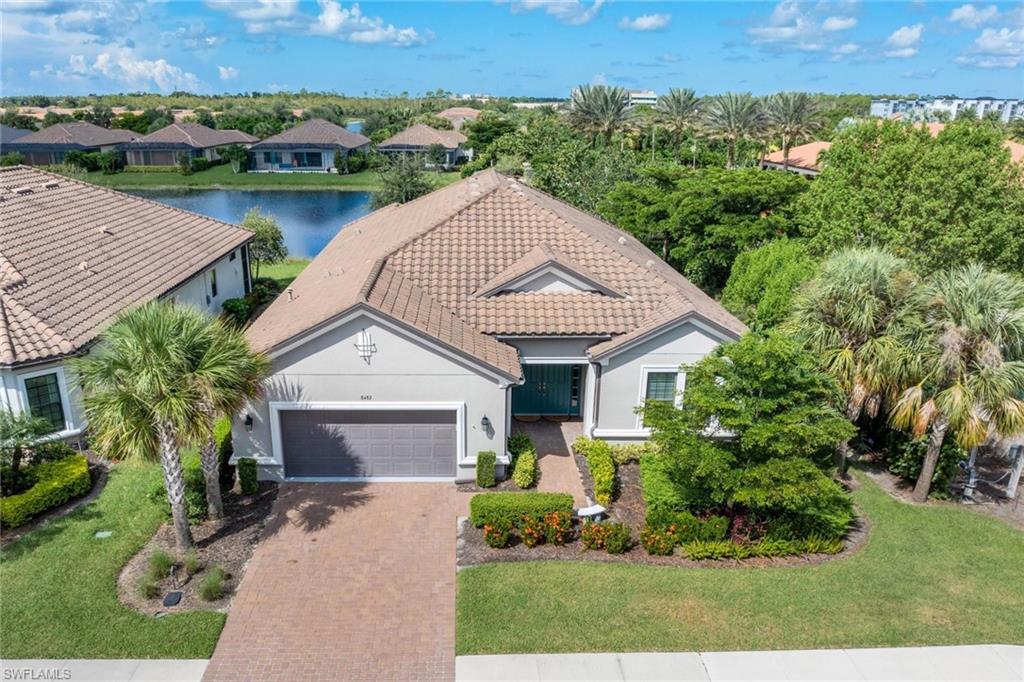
[480,415,491,430]
[244,414,253,432]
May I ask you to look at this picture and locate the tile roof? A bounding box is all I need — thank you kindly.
[377,125,467,150]
[436,107,482,130]
[131,123,256,148]
[0,124,31,146]
[0,166,252,366]
[12,121,138,147]
[248,118,370,150]
[247,169,745,377]
[763,140,831,173]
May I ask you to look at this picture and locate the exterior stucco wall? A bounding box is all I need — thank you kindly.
[593,320,732,441]
[248,144,371,172]
[233,312,508,482]
[502,337,599,360]
[169,249,248,315]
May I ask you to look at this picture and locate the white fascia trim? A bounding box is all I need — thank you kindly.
[635,365,686,430]
[589,313,741,365]
[267,304,518,387]
[483,263,623,298]
[268,400,467,471]
[15,364,77,435]
[592,428,651,439]
[519,356,589,365]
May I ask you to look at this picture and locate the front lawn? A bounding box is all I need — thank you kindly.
[456,472,1024,654]
[258,258,311,290]
[0,463,225,658]
[82,164,462,191]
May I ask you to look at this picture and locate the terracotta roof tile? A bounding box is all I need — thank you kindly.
[763,140,831,172]
[0,166,252,366]
[12,121,138,147]
[249,118,370,150]
[131,123,256,148]
[378,125,466,150]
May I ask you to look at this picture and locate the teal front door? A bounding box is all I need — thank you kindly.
[513,365,582,417]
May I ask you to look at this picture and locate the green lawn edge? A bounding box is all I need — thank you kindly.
[456,472,1024,655]
[0,464,226,659]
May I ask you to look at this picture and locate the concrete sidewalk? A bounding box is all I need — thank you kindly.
[0,659,207,681]
[456,645,1023,681]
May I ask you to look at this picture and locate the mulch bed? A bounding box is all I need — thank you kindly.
[117,481,278,616]
[0,452,109,549]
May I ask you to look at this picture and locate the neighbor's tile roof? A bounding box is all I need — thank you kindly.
[377,125,466,150]
[762,140,831,173]
[0,124,31,146]
[437,107,481,120]
[12,121,138,147]
[246,169,745,377]
[0,166,252,366]
[248,118,370,150]
[132,123,256,148]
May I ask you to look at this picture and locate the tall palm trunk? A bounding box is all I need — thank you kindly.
[200,429,225,521]
[782,136,791,172]
[834,398,860,479]
[726,139,736,169]
[912,417,948,503]
[158,422,194,551]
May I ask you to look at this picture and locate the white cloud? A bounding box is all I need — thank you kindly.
[163,22,226,50]
[885,24,923,57]
[310,1,428,46]
[822,16,857,31]
[39,49,202,92]
[829,42,860,60]
[506,0,605,26]
[618,14,671,32]
[218,65,239,80]
[948,4,999,29]
[956,26,1024,68]
[204,0,299,23]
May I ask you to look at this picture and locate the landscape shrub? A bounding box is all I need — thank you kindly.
[0,455,91,528]
[511,448,537,489]
[603,522,632,554]
[645,508,729,543]
[183,551,201,577]
[800,535,844,555]
[507,432,533,468]
[482,520,512,548]
[469,492,573,529]
[200,566,227,601]
[475,451,497,488]
[572,436,616,506]
[886,432,962,499]
[640,525,677,555]
[580,521,612,550]
[639,454,691,516]
[543,511,572,545]
[216,420,235,492]
[123,165,180,173]
[0,152,25,166]
[237,458,258,495]
[520,515,546,547]
[609,442,658,465]
[682,540,754,561]
[177,153,193,175]
[139,550,174,598]
[190,157,212,173]
[221,298,251,327]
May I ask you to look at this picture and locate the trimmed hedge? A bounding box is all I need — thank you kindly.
[511,448,537,488]
[572,436,615,506]
[469,492,574,529]
[476,451,497,488]
[0,455,91,528]
[237,458,258,495]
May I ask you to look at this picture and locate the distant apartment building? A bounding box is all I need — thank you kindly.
[626,90,658,108]
[870,98,1024,123]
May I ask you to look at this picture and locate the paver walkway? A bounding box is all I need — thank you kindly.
[203,482,468,682]
[511,419,589,507]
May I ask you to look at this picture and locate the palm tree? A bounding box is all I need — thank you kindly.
[765,92,823,171]
[891,265,1024,502]
[568,84,632,145]
[655,88,700,161]
[788,248,921,476]
[75,302,208,551]
[702,92,766,168]
[192,319,269,521]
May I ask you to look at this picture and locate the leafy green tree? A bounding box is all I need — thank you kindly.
[373,154,435,208]
[0,152,25,167]
[655,88,700,161]
[463,113,517,153]
[1,112,38,130]
[242,207,287,279]
[721,238,817,330]
[798,120,1024,274]
[41,111,73,128]
[425,143,448,170]
[568,84,632,145]
[702,92,766,168]
[84,104,114,128]
[333,149,346,175]
[788,248,921,475]
[216,144,249,174]
[765,92,822,171]
[891,265,1024,502]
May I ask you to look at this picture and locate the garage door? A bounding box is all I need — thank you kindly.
[279,409,457,479]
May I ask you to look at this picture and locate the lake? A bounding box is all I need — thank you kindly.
[128,189,373,259]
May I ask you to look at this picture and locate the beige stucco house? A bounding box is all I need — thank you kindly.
[235,169,745,482]
[3,122,138,166]
[377,124,470,169]
[125,123,257,167]
[247,119,370,172]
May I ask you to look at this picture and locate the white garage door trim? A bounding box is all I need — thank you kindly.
[269,401,466,482]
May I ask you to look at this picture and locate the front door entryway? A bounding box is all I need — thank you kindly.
[512,364,583,417]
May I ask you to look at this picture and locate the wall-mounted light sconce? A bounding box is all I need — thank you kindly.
[480,415,491,430]
[244,414,254,432]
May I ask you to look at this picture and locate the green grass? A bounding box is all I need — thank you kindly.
[82,164,462,191]
[258,258,311,290]
[0,463,226,658]
[456,473,1024,654]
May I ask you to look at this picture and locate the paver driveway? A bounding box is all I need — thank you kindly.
[203,482,468,682]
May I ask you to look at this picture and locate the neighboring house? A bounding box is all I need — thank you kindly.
[0,124,31,150]
[236,169,745,482]
[436,106,481,131]
[3,122,138,166]
[0,165,253,443]
[377,124,470,169]
[761,140,831,176]
[247,119,370,172]
[125,123,257,166]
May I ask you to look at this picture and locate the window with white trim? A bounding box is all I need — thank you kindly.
[638,367,685,429]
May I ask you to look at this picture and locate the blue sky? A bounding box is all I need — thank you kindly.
[2,1,1022,97]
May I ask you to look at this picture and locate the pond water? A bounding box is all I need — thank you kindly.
[128,189,373,259]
